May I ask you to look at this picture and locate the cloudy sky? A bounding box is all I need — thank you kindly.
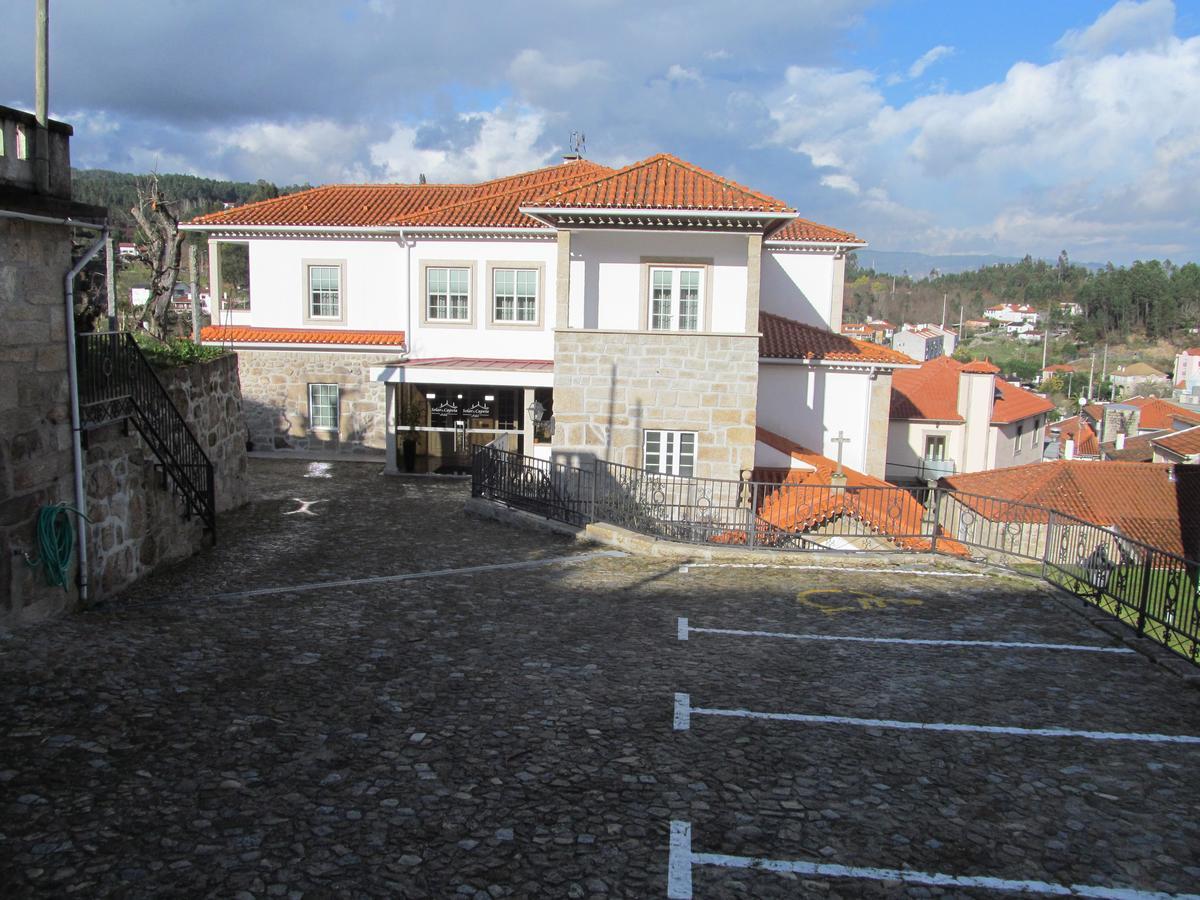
[4,0,1199,263]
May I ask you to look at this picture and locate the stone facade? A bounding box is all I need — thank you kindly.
[0,217,78,623]
[551,330,759,481]
[234,350,393,454]
[80,354,248,602]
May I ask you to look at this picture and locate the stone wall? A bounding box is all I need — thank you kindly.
[82,353,249,600]
[235,349,393,453]
[0,217,78,623]
[551,330,759,481]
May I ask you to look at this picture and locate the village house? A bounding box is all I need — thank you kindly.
[891,326,944,361]
[983,302,1039,327]
[1110,362,1169,397]
[183,154,913,482]
[1172,347,1200,404]
[1150,426,1200,464]
[885,357,1054,484]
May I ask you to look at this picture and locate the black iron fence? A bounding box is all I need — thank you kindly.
[76,331,216,535]
[471,444,1199,664]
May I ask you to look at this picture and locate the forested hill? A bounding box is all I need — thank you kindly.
[846,253,1200,342]
[71,169,312,234]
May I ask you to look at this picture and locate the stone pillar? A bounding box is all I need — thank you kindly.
[207,239,222,314]
[384,383,398,474]
[555,230,571,329]
[745,233,762,334]
[864,370,893,480]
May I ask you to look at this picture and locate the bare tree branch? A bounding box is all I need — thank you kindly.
[130,174,187,337]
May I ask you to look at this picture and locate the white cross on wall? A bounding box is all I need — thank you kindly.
[830,431,851,476]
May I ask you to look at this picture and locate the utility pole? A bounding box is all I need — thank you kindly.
[941,293,947,329]
[189,242,201,343]
[105,235,116,331]
[33,0,50,193]
[1088,353,1095,401]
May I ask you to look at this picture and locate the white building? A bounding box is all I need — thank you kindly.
[983,303,1039,326]
[183,154,916,480]
[892,327,944,361]
[1109,362,1169,397]
[885,357,1054,484]
[1173,347,1200,403]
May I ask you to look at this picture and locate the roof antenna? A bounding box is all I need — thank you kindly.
[418,173,427,184]
[563,131,586,162]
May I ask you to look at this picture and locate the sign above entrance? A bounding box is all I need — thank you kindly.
[463,402,491,419]
[431,401,459,416]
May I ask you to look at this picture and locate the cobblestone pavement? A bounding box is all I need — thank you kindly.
[2,459,1199,898]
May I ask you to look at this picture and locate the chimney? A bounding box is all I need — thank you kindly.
[1116,433,1126,451]
[1064,439,1075,460]
[829,470,846,497]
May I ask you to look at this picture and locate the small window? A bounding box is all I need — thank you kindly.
[308,265,341,319]
[309,384,339,431]
[644,429,697,477]
[924,435,947,460]
[427,267,470,321]
[493,268,538,323]
[1016,424,1025,452]
[649,266,702,331]
[15,124,28,160]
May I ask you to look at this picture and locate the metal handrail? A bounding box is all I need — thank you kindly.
[471,444,1199,664]
[76,332,216,536]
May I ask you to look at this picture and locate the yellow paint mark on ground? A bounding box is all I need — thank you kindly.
[795,588,923,616]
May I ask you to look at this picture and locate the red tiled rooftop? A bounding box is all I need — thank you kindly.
[200,326,407,346]
[961,360,1000,374]
[1123,396,1200,430]
[750,429,966,554]
[760,312,917,365]
[524,153,793,213]
[766,216,862,244]
[1152,425,1200,456]
[941,461,1192,557]
[1052,416,1100,456]
[891,356,1054,424]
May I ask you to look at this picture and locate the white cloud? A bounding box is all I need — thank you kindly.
[1056,0,1174,56]
[211,119,373,185]
[666,64,702,84]
[907,44,954,80]
[369,106,552,184]
[765,0,1200,260]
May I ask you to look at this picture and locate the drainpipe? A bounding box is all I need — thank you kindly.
[64,229,110,605]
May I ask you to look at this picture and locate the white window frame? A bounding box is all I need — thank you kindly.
[643,429,697,477]
[422,263,474,325]
[491,266,539,324]
[1015,424,1025,452]
[923,434,947,460]
[648,265,704,331]
[302,259,346,325]
[308,383,340,432]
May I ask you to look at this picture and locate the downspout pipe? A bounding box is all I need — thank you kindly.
[64,228,110,605]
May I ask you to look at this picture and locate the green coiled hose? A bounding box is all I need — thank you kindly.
[26,503,90,590]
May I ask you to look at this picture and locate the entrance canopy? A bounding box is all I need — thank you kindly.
[370,357,553,388]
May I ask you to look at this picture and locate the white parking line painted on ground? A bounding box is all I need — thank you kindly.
[666,820,1200,900]
[671,693,1200,744]
[677,618,1134,654]
[203,551,627,601]
[677,562,987,578]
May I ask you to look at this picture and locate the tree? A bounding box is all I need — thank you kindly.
[130,175,186,337]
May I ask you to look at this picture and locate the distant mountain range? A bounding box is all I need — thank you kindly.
[854,249,1106,277]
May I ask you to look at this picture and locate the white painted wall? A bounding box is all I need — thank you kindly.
[244,234,561,362]
[885,420,965,482]
[757,364,872,472]
[759,248,840,329]
[568,230,750,332]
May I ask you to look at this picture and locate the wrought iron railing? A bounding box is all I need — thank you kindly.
[471,444,1199,664]
[76,331,216,536]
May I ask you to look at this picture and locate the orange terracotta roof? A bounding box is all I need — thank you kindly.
[1099,429,1166,462]
[1184,348,1200,356]
[1053,417,1100,456]
[961,360,1000,374]
[749,429,966,554]
[759,312,918,365]
[992,378,1056,425]
[524,153,794,213]
[891,356,1054,424]
[189,160,614,229]
[1152,425,1200,456]
[766,216,862,244]
[200,326,407,346]
[1042,364,1075,373]
[942,461,1193,557]
[1123,396,1200,430]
